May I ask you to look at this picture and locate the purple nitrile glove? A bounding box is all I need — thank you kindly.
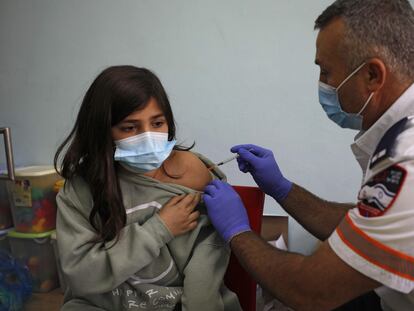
[203,179,251,243]
[231,144,292,203]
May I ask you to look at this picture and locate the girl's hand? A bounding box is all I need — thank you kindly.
[158,193,201,237]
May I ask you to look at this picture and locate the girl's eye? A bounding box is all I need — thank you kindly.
[153,121,164,128]
[120,126,135,132]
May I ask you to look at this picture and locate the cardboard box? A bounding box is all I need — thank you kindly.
[258,215,292,311]
[261,215,288,249]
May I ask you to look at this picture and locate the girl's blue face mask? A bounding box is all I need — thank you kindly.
[114,132,176,172]
[318,62,374,130]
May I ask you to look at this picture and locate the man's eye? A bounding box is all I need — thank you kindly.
[320,69,329,77]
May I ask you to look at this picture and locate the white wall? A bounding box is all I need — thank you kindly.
[0,0,379,254]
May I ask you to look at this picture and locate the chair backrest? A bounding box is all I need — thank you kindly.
[224,185,264,311]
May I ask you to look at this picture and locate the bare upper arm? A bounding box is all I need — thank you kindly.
[298,240,381,310]
[161,151,212,191]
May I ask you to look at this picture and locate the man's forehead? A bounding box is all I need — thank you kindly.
[315,18,346,66]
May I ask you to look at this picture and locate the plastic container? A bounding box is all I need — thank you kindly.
[0,227,13,253]
[0,179,13,230]
[51,231,66,292]
[8,230,59,293]
[7,166,60,233]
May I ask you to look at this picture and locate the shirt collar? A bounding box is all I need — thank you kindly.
[351,83,414,162]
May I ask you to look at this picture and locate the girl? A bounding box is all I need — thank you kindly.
[54,66,241,311]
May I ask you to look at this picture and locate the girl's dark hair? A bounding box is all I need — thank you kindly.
[54,65,186,243]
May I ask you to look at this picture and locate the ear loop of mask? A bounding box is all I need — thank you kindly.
[336,62,367,91]
[357,92,374,116]
[336,62,373,116]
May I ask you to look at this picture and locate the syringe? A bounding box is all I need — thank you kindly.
[208,154,240,171]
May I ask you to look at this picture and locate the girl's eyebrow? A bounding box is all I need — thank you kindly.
[121,114,165,123]
[150,113,165,120]
[120,120,140,124]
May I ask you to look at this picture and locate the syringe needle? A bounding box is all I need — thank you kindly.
[216,154,239,166]
[208,154,240,170]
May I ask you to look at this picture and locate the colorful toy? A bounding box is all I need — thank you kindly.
[7,167,61,233]
[0,251,32,311]
[12,187,58,233]
[40,279,56,292]
[27,256,40,272]
[53,180,64,193]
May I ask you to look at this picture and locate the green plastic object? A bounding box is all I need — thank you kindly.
[7,230,55,239]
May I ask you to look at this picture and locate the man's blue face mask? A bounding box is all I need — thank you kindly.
[114,132,176,172]
[319,62,374,130]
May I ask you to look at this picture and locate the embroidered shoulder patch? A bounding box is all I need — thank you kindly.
[357,165,407,217]
[369,116,413,171]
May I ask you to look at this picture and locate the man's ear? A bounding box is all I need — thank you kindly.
[365,58,386,92]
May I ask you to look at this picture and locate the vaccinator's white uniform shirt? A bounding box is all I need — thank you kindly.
[329,84,414,311]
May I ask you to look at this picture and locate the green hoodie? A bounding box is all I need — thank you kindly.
[56,153,241,311]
